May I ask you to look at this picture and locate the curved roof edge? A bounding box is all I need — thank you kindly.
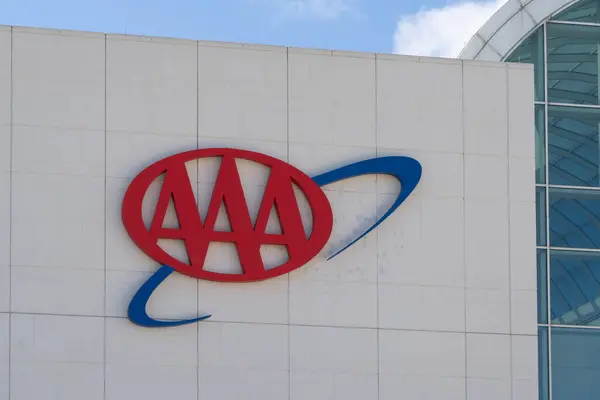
[458,0,579,61]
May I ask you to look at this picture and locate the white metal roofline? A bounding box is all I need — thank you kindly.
[458,0,580,61]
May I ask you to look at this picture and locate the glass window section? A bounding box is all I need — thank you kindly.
[538,249,549,323]
[549,187,600,249]
[552,0,600,24]
[506,26,545,101]
[539,327,549,400]
[547,23,600,106]
[551,327,600,400]
[548,105,600,187]
[537,187,547,246]
[535,104,546,184]
[550,250,600,326]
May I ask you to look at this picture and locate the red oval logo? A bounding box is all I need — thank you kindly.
[122,148,334,282]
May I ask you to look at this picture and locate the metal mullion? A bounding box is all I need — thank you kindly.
[549,20,600,28]
[550,323,600,329]
[547,184,600,190]
[544,20,554,400]
[547,101,600,109]
[550,246,600,253]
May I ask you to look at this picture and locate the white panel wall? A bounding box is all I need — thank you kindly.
[0,25,537,400]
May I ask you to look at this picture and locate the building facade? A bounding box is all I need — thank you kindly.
[0,25,537,400]
[461,0,600,399]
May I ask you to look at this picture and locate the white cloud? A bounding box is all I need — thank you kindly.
[259,0,359,20]
[393,0,509,58]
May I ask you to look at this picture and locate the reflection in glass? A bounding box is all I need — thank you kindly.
[549,188,600,249]
[506,26,545,101]
[553,0,600,24]
[548,105,600,187]
[550,250,600,326]
[539,327,549,400]
[535,105,546,184]
[552,327,600,400]
[538,249,548,324]
[547,23,600,106]
[537,187,547,246]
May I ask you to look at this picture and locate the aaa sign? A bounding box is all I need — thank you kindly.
[122,148,333,282]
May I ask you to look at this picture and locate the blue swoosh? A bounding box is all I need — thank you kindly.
[128,265,211,328]
[312,156,422,260]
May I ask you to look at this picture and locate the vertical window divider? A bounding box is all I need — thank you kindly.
[543,20,553,400]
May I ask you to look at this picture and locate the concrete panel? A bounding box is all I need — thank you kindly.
[0,171,8,267]
[107,365,196,400]
[199,322,288,369]
[106,317,197,365]
[0,313,7,400]
[511,290,538,335]
[11,266,104,315]
[198,45,287,142]
[290,280,378,328]
[106,37,197,136]
[0,27,10,126]
[463,63,508,156]
[105,130,197,180]
[509,157,536,202]
[466,333,511,379]
[379,329,465,377]
[197,276,288,324]
[12,125,105,177]
[466,288,510,334]
[11,173,104,270]
[380,375,465,400]
[378,196,464,288]
[291,326,377,373]
[510,201,537,291]
[199,368,288,400]
[10,314,104,400]
[12,28,105,130]
[0,125,9,173]
[465,154,509,201]
[377,57,463,153]
[465,198,510,290]
[508,66,535,159]
[289,51,376,147]
[379,284,465,331]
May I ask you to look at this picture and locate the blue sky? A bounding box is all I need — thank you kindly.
[0,0,503,56]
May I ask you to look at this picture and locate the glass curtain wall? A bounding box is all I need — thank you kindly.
[507,1,600,398]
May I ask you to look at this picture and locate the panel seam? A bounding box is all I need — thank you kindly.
[461,60,468,400]
[103,32,108,400]
[506,63,515,400]
[8,24,13,400]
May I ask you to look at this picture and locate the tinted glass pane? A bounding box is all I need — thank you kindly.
[506,26,545,101]
[547,23,600,106]
[553,0,600,23]
[549,188,600,249]
[538,249,548,323]
[548,105,600,187]
[535,104,546,184]
[552,327,600,400]
[539,327,549,400]
[550,250,600,326]
[537,187,547,246]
